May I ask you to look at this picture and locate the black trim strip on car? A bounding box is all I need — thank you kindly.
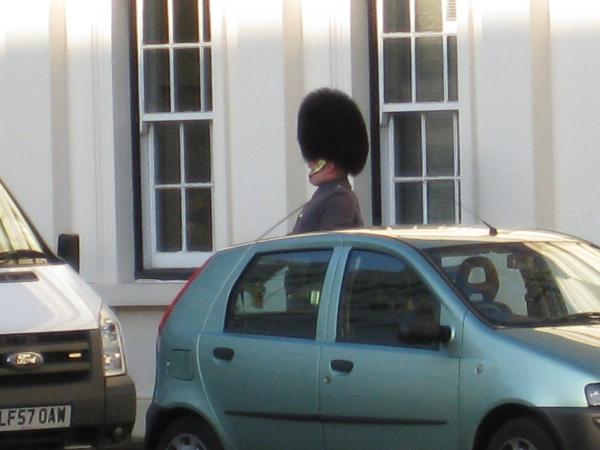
[225,411,446,426]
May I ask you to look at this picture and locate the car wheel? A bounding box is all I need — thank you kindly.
[487,417,557,450]
[156,416,222,450]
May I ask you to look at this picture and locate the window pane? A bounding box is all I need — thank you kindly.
[154,123,180,184]
[174,49,200,112]
[416,37,444,101]
[395,182,423,224]
[226,251,332,339]
[143,0,168,44]
[383,38,412,103]
[383,0,410,33]
[338,250,440,347]
[144,49,170,113]
[156,189,182,252]
[186,188,212,251]
[202,0,211,41]
[427,181,455,223]
[447,36,458,101]
[415,0,442,32]
[394,113,421,177]
[173,0,199,43]
[184,122,211,182]
[426,111,454,176]
[203,48,213,111]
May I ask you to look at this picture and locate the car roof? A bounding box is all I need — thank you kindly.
[249,225,581,249]
[334,225,582,249]
[227,225,585,254]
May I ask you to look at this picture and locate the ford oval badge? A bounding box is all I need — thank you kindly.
[5,351,44,370]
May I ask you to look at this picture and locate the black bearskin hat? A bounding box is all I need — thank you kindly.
[297,88,368,176]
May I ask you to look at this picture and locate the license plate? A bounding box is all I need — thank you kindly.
[0,405,71,431]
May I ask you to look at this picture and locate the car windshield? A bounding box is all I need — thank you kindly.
[424,240,600,327]
[0,182,48,265]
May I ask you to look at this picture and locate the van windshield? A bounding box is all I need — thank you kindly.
[0,182,50,265]
[424,241,600,327]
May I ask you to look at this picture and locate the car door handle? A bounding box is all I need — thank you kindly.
[330,359,354,373]
[213,347,235,361]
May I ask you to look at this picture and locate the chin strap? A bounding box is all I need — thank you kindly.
[308,159,328,177]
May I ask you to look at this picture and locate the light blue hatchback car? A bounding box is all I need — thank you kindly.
[146,227,600,450]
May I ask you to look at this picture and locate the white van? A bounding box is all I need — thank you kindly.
[0,180,135,449]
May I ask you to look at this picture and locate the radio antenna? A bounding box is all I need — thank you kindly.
[458,201,498,236]
[256,201,308,241]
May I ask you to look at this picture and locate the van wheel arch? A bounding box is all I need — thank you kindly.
[146,408,223,450]
[472,405,563,450]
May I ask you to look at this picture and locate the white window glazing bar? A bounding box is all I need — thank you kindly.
[167,0,175,113]
[148,125,158,257]
[388,116,396,224]
[453,111,460,223]
[198,0,207,112]
[381,102,457,113]
[142,111,213,122]
[410,0,416,103]
[443,35,449,102]
[420,113,427,223]
[136,0,146,128]
[455,180,461,223]
[377,0,387,124]
[453,112,459,177]
[179,124,187,252]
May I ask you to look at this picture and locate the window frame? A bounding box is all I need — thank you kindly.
[374,0,462,226]
[131,0,228,278]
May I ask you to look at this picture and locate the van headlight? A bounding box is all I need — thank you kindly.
[585,384,600,406]
[100,305,126,376]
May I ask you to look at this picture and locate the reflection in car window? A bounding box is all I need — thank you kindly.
[0,183,44,256]
[337,250,440,348]
[424,242,600,327]
[225,250,332,339]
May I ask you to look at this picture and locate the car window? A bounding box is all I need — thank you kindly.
[337,250,440,348]
[425,243,571,325]
[225,250,332,339]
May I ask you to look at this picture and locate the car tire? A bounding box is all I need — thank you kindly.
[487,416,557,450]
[155,416,223,450]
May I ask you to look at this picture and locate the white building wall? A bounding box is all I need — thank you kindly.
[465,0,600,243]
[468,0,538,227]
[549,0,600,244]
[0,1,57,241]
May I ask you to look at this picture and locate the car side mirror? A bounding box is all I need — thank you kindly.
[57,234,80,273]
[397,319,452,345]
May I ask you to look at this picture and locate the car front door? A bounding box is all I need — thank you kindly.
[319,248,460,450]
[198,249,333,450]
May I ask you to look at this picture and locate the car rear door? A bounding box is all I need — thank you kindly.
[318,245,461,450]
[197,247,338,450]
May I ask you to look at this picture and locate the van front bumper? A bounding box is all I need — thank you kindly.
[542,407,600,450]
[0,374,135,449]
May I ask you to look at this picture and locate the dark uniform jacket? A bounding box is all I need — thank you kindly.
[292,177,363,234]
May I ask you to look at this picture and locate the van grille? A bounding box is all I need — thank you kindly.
[0,331,92,386]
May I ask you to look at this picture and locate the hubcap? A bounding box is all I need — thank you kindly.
[165,433,208,450]
[499,437,538,450]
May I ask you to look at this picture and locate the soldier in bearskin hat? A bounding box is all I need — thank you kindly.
[292,88,369,234]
